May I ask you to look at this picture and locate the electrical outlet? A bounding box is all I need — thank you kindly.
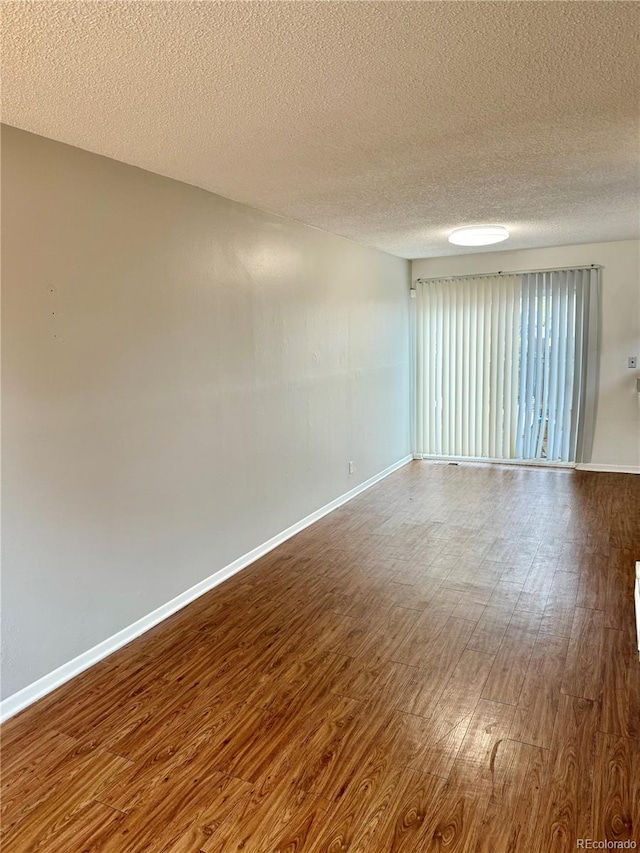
[629,356,638,369]
[348,461,354,474]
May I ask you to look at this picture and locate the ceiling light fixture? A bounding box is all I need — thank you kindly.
[448,225,510,247]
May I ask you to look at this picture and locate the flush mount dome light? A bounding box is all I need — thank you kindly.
[448,225,510,246]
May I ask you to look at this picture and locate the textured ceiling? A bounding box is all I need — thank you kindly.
[2,1,639,258]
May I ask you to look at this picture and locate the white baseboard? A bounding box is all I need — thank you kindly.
[0,455,413,723]
[576,463,640,474]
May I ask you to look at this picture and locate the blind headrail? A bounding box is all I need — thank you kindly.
[415,264,602,285]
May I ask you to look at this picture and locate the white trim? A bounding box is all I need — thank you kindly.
[413,453,640,474]
[415,455,640,474]
[0,455,413,723]
[414,453,574,469]
[635,562,640,661]
[576,463,640,474]
[415,264,602,285]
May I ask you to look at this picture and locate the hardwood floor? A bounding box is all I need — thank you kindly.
[2,461,639,852]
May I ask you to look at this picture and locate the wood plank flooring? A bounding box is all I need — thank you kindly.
[2,461,639,852]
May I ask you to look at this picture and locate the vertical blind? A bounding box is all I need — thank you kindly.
[414,267,600,464]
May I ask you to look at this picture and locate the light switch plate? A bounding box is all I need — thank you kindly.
[629,356,638,368]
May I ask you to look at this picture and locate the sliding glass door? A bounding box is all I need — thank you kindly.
[414,267,599,464]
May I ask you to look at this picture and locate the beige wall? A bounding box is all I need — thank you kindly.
[413,241,640,470]
[1,126,411,699]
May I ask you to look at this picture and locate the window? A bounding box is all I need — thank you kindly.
[413,267,600,464]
